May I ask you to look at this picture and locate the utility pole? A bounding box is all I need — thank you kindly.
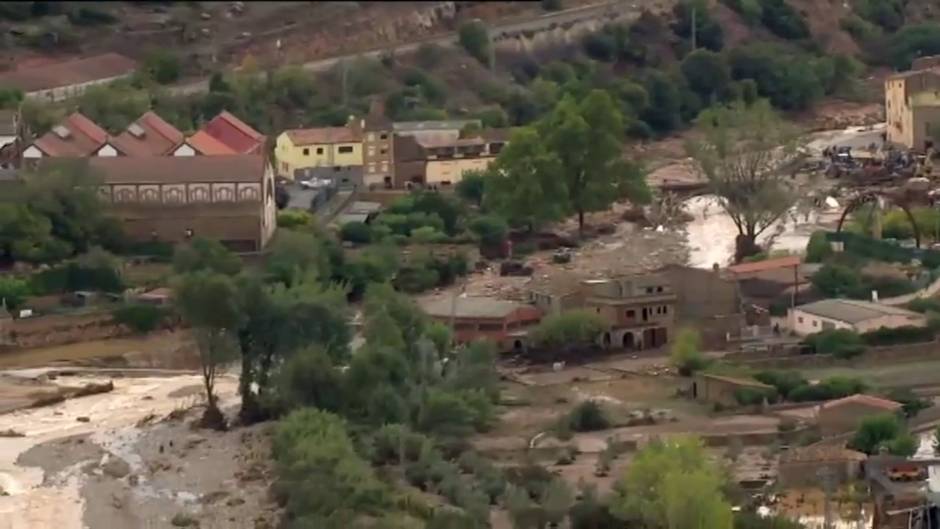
[691,5,697,51]
[818,467,835,529]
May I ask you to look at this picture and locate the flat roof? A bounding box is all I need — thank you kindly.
[727,256,801,275]
[794,299,923,324]
[420,296,525,319]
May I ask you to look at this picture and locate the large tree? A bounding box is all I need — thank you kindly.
[611,436,733,529]
[539,90,650,235]
[687,99,801,262]
[174,271,243,429]
[483,127,567,231]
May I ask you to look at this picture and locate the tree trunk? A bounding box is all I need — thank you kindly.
[238,354,262,424]
[734,232,761,263]
[578,210,585,238]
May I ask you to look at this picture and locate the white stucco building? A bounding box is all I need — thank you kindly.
[787,299,927,336]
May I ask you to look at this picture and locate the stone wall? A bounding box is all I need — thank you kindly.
[1,311,130,349]
[726,340,940,369]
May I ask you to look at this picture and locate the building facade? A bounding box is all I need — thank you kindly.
[71,155,277,251]
[885,62,940,151]
[359,114,394,189]
[275,127,363,181]
[391,131,506,189]
[788,299,926,336]
[777,446,866,488]
[691,373,775,408]
[419,297,542,352]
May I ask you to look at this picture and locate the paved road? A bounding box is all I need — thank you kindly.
[168,0,660,97]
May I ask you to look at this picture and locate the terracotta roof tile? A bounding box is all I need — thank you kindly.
[284,127,361,145]
[821,394,903,412]
[32,112,108,157]
[202,111,265,154]
[185,130,237,155]
[0,53,137,93]
[111,111,184,156]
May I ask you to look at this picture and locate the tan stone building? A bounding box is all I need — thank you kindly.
[816,394,903,437]
[357,104,394,189]
[58,155,278,251]
[885,57,940,151]
[391,127,507,189]
[691,373,775,408]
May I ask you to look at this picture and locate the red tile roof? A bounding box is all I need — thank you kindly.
[32,112,108,157]
[185,130,238,155]
[83,154,266,184]
[111,111,184,156]
[727,256,802,276]
[821,394,903,412]
[284,127,361,145]
[201,111,264,154]
[0,53,137,93]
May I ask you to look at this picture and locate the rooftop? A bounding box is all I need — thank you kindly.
[201,111,265,154]
[393,119,481,132]
[111,111,184,156]
[185,130,237,155]
[820,393,903,412]
[420,296,529,319]
[794,299,923,324]
[77,155,267,185]
[32,112,107,157]
[284,127,361,145]
[0,53,136,93]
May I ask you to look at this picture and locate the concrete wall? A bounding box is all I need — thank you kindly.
[27,73,134,102]
[275,133,363,179]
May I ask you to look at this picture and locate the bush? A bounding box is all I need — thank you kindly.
[758,0,809,40]
[410,226,447,244]
[144,50,181,85]
[840,14,882,43]
[849,413,907,455]
[804,329,866,359]
[29,260,124,295]
[0,276,31,311]
[805,231,832,263]
[565,401,611,432]
[810,263,861,297]
[670,327,706,375]
[111,303,169,334]
[541,0,562,11]
[67,6,117,26]
[530,310,607,351]
[340,221,373,244]
[458,21,491,65]
[754,370,807,400]
[862,325,935,346]
[734,387,777,406]
[720,0,762,25]
[277,209,314,230]
[468,215,508,247]
[883,24,940,70]
[789,375,867,402]
[888,388,932,418]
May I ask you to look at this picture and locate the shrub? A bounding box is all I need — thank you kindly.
[111,303,169,334]
[734,387,776,406]
[29,260,124,295]
[849,413,907,455]
[458,21,491,65]
[840,14,882,43]
[410,226,447,244]
[0,276,31,311]
[565,401,611,432]
[758,0,809,40]
[541,0,562,11]
[884,24,940,70]
[862,325,935,346]
[277,209,314,230]
[805,231,832,263]
[144,50,181,84]
[67,6,117,26]
[670,327,706,375]
[810,263,861,297]
[340,221,373,244]
[720,0,762,24]
[468,215,508,247]
[888,388,932,418]
[530,310,607,351]
[754,370,808,400]
[789,375,867,402]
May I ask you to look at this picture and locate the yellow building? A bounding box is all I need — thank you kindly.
[885,68,940,151]
[275,127,363,180]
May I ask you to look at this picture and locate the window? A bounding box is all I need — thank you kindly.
[338,146,353,154]
[316,147,324,155]
[479,322,503,331]
[626,310,635,318]
[367,133,375,141]
[646,287,654,294]
[380,133,388,140]
[662,306,668,314]
[812,320,818,327]
[303,148,309,156]
[368,147,375,156]
[656,286,663,293]
[380,148,387,155]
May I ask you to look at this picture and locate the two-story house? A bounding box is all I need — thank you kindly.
[358,103,394,189]
[528,272,677,351]
[275,126,363,184]
[885,55,940,151]
[391,129,508,189]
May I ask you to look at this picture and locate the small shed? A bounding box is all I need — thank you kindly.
[788,299,926,336]
[817,394,903,437]
[691,373,776,408]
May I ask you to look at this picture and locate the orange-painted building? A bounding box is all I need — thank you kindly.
[419,296,542,352]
